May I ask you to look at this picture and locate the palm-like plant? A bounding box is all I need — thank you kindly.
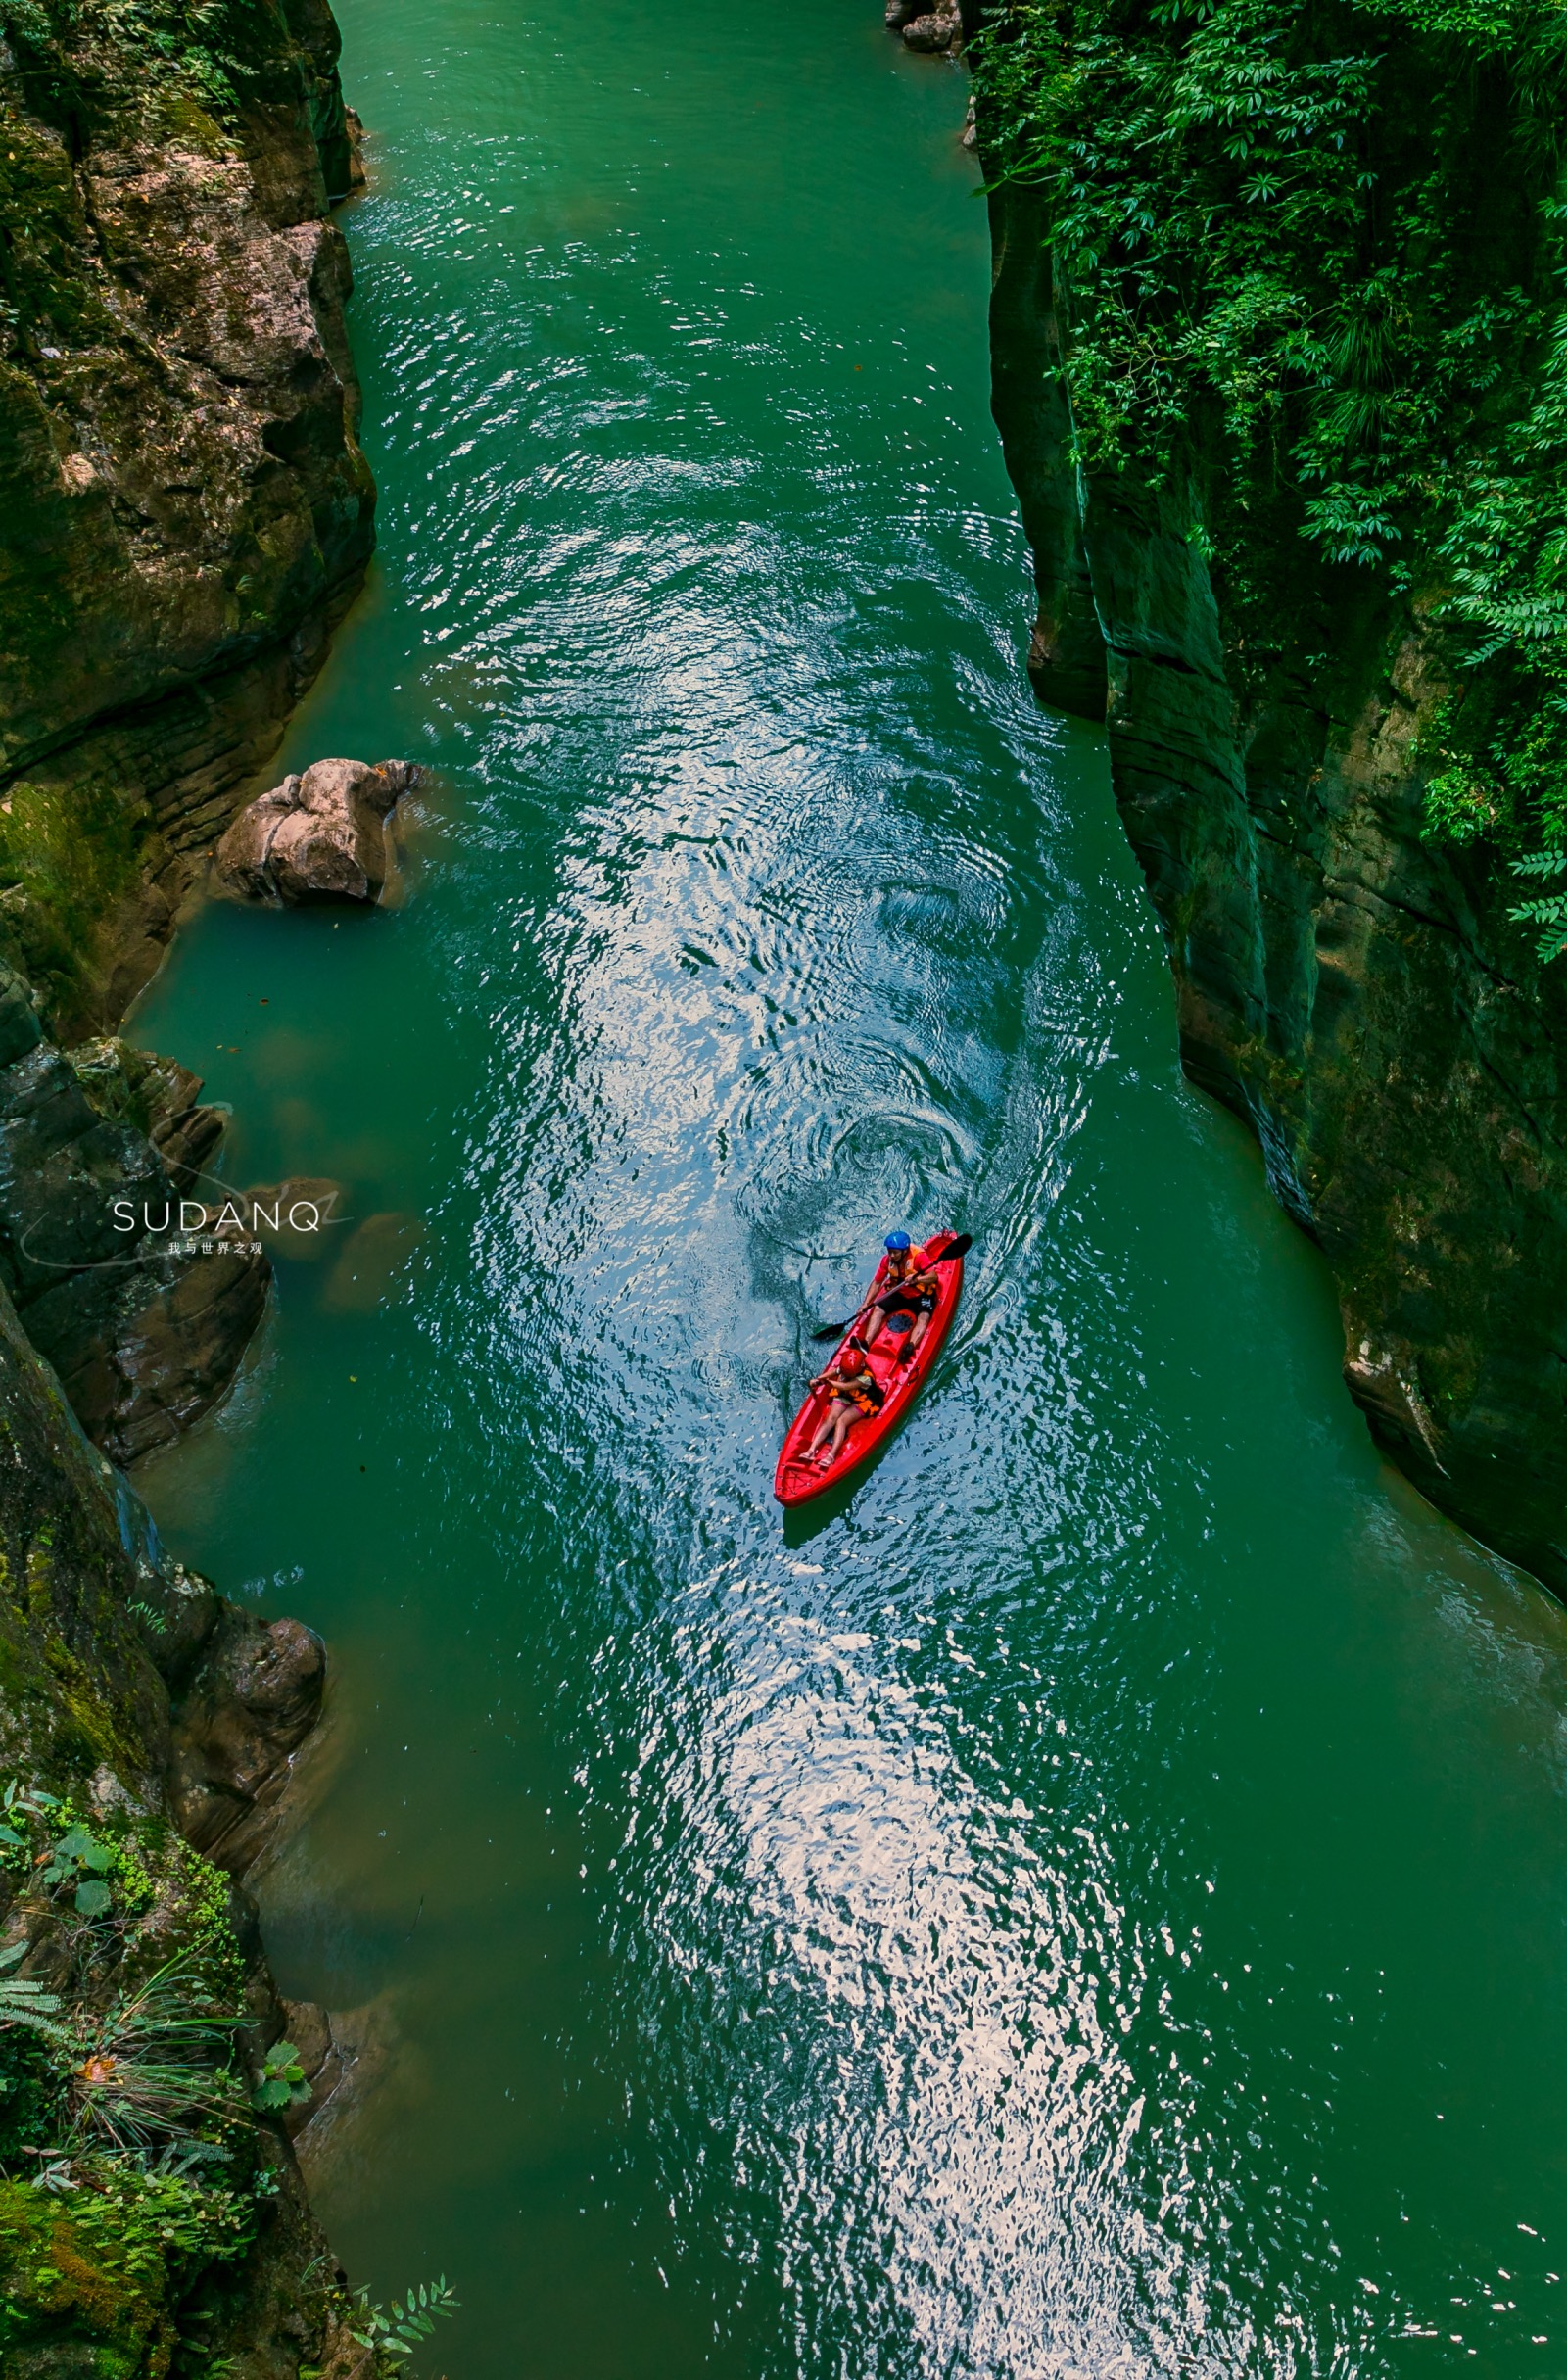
[0,1940,70,2049]
[66,1955,242,2154]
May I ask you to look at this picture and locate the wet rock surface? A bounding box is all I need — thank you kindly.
[0,0,376,2362]
[214,757,418,905]
[68,1035,229,1189]
[0,959,268,1467]
[169,1606,327,1872]
[887,0,962,45]
[901,4,963,50]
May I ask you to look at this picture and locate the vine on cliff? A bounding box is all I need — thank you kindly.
[973,0,1567,946]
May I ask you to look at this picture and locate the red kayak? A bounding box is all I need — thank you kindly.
[774,1234,966,1507]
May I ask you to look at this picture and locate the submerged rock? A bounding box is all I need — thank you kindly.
[168,1604,326,1871]
[214,757,419,906]
[321,1209,424,1309]
[235,1176,348,1261]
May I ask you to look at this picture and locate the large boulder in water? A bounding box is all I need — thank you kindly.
[902,2,961,48]
[214,758,419,906]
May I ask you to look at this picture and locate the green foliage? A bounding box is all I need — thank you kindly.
[41,1821,117,1917]
[1508,841,1567,959]
[0,1939,69,2048]
[973,0,1567,929]
[0,0,57,48]
[349,2275,460,2362]
[0,1765,328,2359]
[0,1966,65,2161]
[252,2038,310,2114]
[111,1833,158,1916]
[0,1780,58,1868]
[165,1833,246,2003]
[66,1954,243,2155]
[0,0,251,123]
[0,2160,255,2360]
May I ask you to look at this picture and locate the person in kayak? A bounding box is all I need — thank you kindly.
[805,1342,884,1469]
[867,1230,943,1360]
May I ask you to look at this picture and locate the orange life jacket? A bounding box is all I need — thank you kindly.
[829,1364,883,1417]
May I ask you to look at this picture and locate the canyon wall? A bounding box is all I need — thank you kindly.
[0,1277,365,2376]
[0,0,376,2362]
[0,0,377,1459]
[0,0,373,1038]
[973,8,1567,1594]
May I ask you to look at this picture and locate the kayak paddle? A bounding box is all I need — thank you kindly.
[809,1233,972,1342]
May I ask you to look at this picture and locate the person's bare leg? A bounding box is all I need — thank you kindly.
[819,1405,853,1466]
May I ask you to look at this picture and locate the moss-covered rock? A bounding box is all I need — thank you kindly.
[0,0,375,1034]
[0,1272,355,2377]
[0,0,372,2364]
[0,2165,256,2374]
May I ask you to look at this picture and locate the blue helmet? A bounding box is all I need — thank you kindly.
[884,1230,912,1252]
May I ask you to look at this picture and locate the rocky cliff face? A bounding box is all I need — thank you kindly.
[0,0,374,1037]
[0,957,272,1465]
[0,0,375,2360]
[0,1278,368,2379]
[974,27,1567,1595]
[0,0,380,1465]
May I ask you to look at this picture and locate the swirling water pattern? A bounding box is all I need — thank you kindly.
[132,2,1567,2374]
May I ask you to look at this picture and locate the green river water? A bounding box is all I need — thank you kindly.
[129,3,1567,2372]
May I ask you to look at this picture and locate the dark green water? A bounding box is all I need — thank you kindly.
[130,4,1567,2372]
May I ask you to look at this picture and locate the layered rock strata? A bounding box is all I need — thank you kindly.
[979,160,1567,1595]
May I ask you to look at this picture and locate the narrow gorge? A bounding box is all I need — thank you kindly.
[5,0,1567,2374]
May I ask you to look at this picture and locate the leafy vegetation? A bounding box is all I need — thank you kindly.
[66,1954,243,2155]
[41,1820,119,1917]
[0,1938,68,2046]
[252,2037,311,2115]
[0,1943,67,2159]
[0,1786,256,2356]
[350,2275,460,2361]
[0,2159,257,2363]
[0,1767,460,2374]
[972,0,1567,934]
